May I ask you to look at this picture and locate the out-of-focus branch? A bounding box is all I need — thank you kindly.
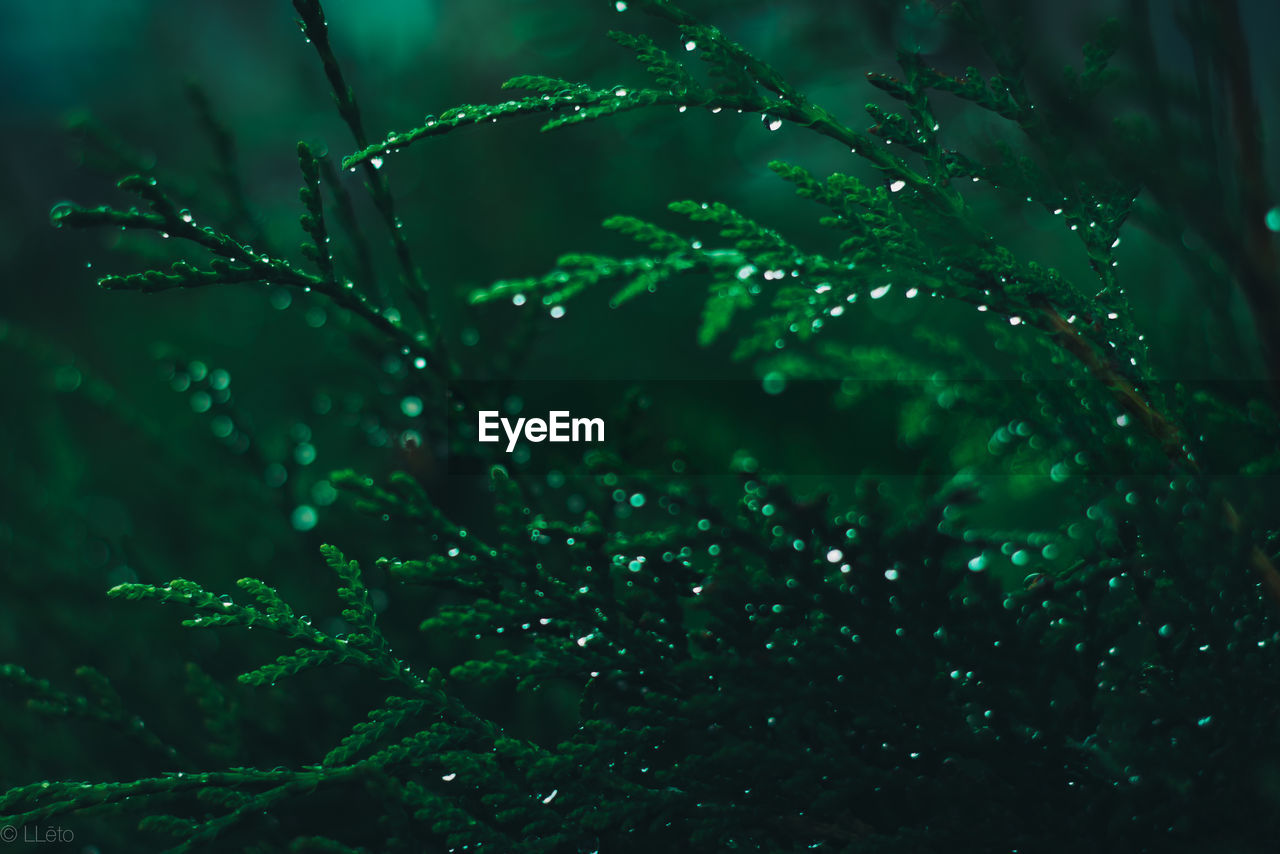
[1211,0,1280,406]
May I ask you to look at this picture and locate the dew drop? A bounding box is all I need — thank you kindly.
[294,443,317,465]
[291,505,318,531]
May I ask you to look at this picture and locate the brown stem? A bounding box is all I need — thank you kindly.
[1036,300,1185,459]
[1038,299,1280,607]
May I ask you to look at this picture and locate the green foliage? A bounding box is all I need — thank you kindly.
[5,1,1280,852]
[105,547,434,699]
[0,664,182,764]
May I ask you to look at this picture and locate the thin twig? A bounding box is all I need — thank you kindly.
[293,0,454,376]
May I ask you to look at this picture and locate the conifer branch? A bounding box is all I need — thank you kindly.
[0,765,369,843]
[292,0,451,375]
[316,151,379,296]
[104,545,508,742]
[185,82,261,245]
[465,0,1280,611]
[49,174,445,385]
[297,141,337,287]
[0,664,187,765]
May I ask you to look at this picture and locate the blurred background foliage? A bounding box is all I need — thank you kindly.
[1,0,1278,843]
